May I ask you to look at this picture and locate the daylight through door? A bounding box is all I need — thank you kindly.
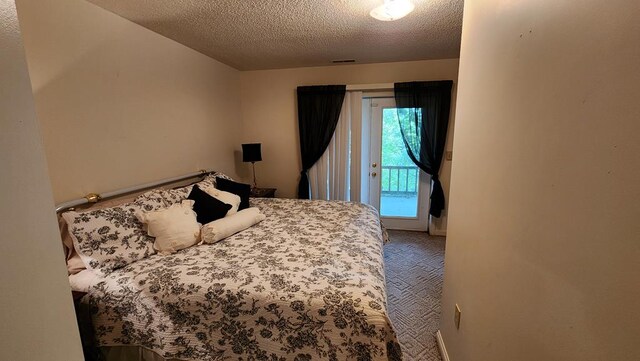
[367,97,430,231]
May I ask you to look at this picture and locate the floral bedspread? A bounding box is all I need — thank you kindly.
[83,198,402,361]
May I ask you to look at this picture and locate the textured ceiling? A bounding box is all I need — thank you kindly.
[86,0,463,70]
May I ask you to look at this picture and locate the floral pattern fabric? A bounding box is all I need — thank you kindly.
[62,194,161,276]
[160,172,232,207]
[83,198,402,361]
[134,189,172,211]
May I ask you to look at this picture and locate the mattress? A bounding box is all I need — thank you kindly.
[80,198,402,361]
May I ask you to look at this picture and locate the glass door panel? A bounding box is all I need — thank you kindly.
[380,108,420,217]
[367,97,430,231]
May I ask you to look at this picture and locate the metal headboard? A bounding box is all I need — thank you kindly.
[55,169,215,213]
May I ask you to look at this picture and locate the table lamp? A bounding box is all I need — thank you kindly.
[242,143,262,188]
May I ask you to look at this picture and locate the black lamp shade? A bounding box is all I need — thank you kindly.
[242,143,262,163]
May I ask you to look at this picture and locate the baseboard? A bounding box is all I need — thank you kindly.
[436,330,451,361]
[429,229,447,237]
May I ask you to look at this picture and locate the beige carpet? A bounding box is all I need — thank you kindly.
[384,230,446,361]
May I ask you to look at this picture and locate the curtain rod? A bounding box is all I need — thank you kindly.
[346,80,456,91]
[346,83,393,91]
[54,169,214,213]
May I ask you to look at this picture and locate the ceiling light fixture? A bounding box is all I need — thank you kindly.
[370,0,415,22]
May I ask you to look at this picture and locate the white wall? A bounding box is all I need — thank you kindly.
[16,0,244,203]
[239,59,459,233]
[440,1,640,360]
[15,0,459,233]
[0,1,83,359]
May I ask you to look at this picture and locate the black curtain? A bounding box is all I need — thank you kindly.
[297,85,346,199]
[394,80,453,218]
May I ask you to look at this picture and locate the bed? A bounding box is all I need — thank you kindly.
[61,172,402,361]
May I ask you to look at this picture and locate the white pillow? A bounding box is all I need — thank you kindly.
[202,186,241,216]
[136,200,201,255]
[201,207,265,244]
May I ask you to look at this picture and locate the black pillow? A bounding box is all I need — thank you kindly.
[216,177,251,210]
[187,185,232,224]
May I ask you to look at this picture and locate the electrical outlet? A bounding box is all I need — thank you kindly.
[454,304,461,329]
[446,151,453,161]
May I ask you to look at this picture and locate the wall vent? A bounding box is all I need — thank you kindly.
[332,59,356,63]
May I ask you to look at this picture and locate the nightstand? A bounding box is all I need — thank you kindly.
[250,187,276,198]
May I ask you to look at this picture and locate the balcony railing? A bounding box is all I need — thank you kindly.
[381,165,419,196]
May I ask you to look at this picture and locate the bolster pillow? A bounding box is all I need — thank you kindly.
[201,207,265,244]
